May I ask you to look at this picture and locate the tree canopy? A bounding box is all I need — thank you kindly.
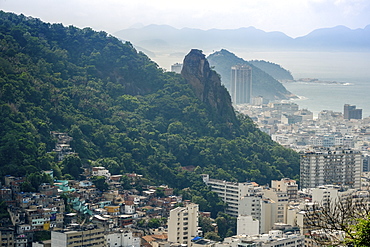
[0,11,299,191]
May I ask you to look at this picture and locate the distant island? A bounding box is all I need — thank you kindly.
[283,78,350,85]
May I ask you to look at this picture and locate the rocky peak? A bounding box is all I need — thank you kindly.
[181,49,236,123]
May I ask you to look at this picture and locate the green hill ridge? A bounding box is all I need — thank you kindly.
[207,49,295,101]
[0,11,299,189]
[248,60,294,81]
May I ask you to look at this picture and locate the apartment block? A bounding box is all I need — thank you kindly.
[300,147,362,189]
[202,174,259,217]
[51,226,105,247]
[312,185,355,206]
[230,65,252,104]
[271,178,298,201]
[106,230,140,247]
[0,227,14,247]
[237,215,259,236]
[167,203,199,246]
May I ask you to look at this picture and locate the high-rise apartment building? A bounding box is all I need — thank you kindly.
[300,147,362,189]
[167,203,199,246]
[202,174,259,217]
[344,104,362,120]
[231,65,252,104]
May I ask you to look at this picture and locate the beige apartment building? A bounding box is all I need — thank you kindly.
[167,203,199,246]
[51,226,105,247]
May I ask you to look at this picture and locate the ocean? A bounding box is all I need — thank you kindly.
[238,51,370,118]
[151,50,370,118]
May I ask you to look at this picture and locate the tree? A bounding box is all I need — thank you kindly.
[199,216,215,234]
[204,231,221,242]
[147,218,162,229]
[352,217,370,246]
[215,212,236,239]
[0,200,11,226]
[0,11,300,201]
[155,187,165,198]
[61,154,83,179]
[304,195,370,246]
[91,176,108,191]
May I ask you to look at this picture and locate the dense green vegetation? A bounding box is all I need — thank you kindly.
[248,60,294,81]
[0,12,299,194]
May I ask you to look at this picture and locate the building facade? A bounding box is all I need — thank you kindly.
[230,65,252,104]
[171,63,183,74]
[0,227,14,247]
[167,203,199,246]
[237,215,259,236]
[51,226,106,247]
[344,104,362,120]
[202,174,259,217]
[300,147,362,189]
[106,230,140,247]
[271,178,298,201]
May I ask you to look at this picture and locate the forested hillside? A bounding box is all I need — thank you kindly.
[207,49,295,101]
[248,60,294,81]
[0,12,299,190]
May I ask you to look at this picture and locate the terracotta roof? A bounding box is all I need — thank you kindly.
[142,234,168,243]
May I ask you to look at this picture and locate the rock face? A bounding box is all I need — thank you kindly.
[181,49,237,123]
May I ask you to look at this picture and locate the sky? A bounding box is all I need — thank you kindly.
[1,0,370,38]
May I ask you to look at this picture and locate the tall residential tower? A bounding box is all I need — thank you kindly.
[300,147,362,189]
[167,203,199,246]
[344,104,362,120]
[231,65,252,104]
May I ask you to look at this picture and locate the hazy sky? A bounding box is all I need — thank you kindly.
[1,0,370,37]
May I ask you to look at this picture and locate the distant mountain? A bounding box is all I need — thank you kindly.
[207,49,295,101]
[295,25,370,50]
[114,24,294,52]
[114,24,370,52]
[248,60,294,81]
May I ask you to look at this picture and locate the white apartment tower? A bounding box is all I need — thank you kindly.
[168,203,199,246]
[106,230,140,247]
[231,65,252,104]
[312,185,355,207]
[203,175,301,234]
[237,215,259,236]
[300,147,362,189]
[202,174,259,217]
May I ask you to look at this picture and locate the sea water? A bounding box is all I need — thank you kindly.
[282,79,370,118]
[239,51,370,118]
